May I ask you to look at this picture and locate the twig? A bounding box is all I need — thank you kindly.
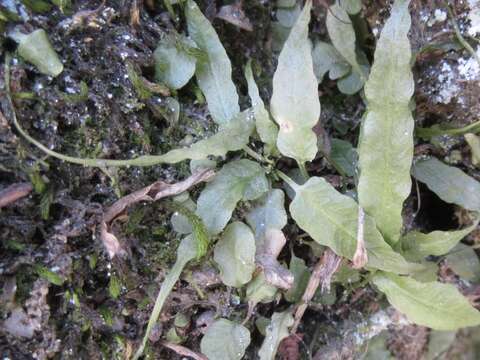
[446,3,480,68]
[0,182,33,208]
[161,341,208,360]
[291,249,342,334]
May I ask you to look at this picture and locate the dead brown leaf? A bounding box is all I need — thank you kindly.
[100,169,214,258]
[0,182,33,208]
[256,229,294,290]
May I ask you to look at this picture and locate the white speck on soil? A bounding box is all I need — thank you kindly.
[457,46,480,81]
[435,61,460,104]
[468,0,480,36]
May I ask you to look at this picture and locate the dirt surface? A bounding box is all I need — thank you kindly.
[1,0,480,359]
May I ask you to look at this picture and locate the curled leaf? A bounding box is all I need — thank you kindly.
[357,0,414,244]
[100,169,214,258]
[270,0,320,164]
[256,229,294,290]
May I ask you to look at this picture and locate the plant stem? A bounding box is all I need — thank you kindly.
[242,145,273,164]
[297,161,309,180]
[416,119,480,139]
[276,170,300,192]
[446,3,480,68]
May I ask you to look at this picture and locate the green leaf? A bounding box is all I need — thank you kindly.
[363,333,394,360]
[34,265,64,286]
[326,3,365,85]
[200,319,251,360]
[186,0,240,125]
[276,4,301,28]
[270,0,320,164]
[445,244,480,281]
[133,235,197,360]
[109,275,122,299]
[246,189,287,249]
[213,222,256,287]
[336,65,369,95]
[157,110,254,164]
[312,41,350,82]
[357,0,414,244]
[154,34,197,89]
[329,138,357,177]
[401,218,479,261]
[170,194,196,234]
[288,176,421,274]
[258,310,294,360]
[412,157,480,212]
[284,253,310,303]
[197,159,268,235]
[246,272,277,304]
[168,200,210,259]
[340,0,362,15]
[15,29,63,77]
[245,61,278,150]
[373,272,480,330]
[425,330,457,360]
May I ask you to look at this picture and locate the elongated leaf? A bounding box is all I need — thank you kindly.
[154,34,197,89]
[196,159,268,235]
[245,61,278,150]
[326,3,363,78]
[158,110,254,164]
[200,319,251,360]
[357,0,414,244]
[213,221,256,287]
[185,0,239,124]
[373,272,480,330]
[246,189,287,249]
[133,235,197,360]
[258,310,294,360]
[401,218,479,261]
[270,0,320,164]
[288,176,421,274]
[412,157,480,211]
